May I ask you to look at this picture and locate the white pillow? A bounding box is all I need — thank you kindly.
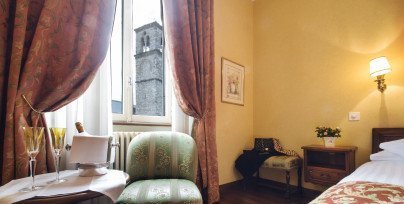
[370,150,404,161]
[379,139,404,157]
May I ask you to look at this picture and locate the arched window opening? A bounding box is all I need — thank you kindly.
[141,37,146,52]
[145,35,150,51]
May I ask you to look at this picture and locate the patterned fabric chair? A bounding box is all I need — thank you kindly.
[255,138,302,198]
[117,132,202,204]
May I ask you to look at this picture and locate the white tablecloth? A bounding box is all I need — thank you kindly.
[0,170,126,204]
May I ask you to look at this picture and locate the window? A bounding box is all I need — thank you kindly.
[111,0,171,124]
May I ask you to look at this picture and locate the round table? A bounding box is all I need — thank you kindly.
[15,172,129,204]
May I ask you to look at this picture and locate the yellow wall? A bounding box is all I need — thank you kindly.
[253,0,404,190]
[215,0,254,184]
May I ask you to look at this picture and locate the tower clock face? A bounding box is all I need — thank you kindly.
[138,60,152,79]
[141,60,152,70]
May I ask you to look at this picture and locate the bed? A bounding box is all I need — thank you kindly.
[310,128,404,203]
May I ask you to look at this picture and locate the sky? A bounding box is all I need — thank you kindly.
[133,0,162,29]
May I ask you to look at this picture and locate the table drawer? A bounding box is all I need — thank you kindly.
[307,168,346,184]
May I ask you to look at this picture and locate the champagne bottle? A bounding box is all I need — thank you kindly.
[75,122,90,136]
[66,122,88,151]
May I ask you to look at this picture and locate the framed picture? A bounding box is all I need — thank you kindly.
[221,58,245,106]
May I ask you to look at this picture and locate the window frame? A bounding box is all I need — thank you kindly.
[112,0,171,125]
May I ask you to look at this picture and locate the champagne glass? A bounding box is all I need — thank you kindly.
[20,127,45,192]
[48,127,67,184]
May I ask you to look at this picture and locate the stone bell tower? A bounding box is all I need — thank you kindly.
[133,22,164,116]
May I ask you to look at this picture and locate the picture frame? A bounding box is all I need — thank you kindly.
[221,58,245,106]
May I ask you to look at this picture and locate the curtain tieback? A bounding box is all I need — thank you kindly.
[22,94,43,114]
[195,110,210,122]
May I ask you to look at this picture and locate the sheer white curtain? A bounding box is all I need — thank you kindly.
[45,52,113,170]
[170,70,193,135]
[171,92,193,135]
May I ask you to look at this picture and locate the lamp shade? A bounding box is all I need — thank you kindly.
[369,56,391,77]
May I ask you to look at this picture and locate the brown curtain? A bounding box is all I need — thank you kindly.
[162,0,219,203]
[0,0,116,185]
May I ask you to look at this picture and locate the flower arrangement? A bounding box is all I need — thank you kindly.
[315,126,341,138]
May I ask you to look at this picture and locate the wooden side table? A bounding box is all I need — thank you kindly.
[301,145,357,186]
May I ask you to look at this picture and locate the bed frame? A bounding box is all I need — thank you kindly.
[372,128,404,153]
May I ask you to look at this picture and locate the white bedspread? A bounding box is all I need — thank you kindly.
[339,160,404,186]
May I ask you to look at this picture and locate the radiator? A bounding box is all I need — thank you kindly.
[112,132,142,171]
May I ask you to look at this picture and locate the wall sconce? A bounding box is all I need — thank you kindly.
[369,56,391,93]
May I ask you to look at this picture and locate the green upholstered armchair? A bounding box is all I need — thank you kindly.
[117,131,202,204]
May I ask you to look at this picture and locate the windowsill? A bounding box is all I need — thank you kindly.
[113,121,171,127]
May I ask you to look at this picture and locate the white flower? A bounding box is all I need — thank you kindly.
[324,132,328,136]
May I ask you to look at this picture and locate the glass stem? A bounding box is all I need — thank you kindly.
[29,156,36,189]
[55,154,61,181]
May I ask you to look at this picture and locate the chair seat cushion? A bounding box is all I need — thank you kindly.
[117,179,202,204]
[262,156,301,170]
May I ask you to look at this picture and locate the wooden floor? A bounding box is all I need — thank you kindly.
[219,180,320,204]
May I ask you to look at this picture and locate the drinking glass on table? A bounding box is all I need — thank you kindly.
[20,127,45,192]
[48,127,67,184]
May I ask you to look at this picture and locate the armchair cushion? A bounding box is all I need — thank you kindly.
[126,132,198,182]
[116,179,202,204]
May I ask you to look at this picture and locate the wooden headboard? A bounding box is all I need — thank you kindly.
[372,128,404,153]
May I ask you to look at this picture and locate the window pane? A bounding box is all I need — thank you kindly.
[111,0,123,114]
[132,0,165,116]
